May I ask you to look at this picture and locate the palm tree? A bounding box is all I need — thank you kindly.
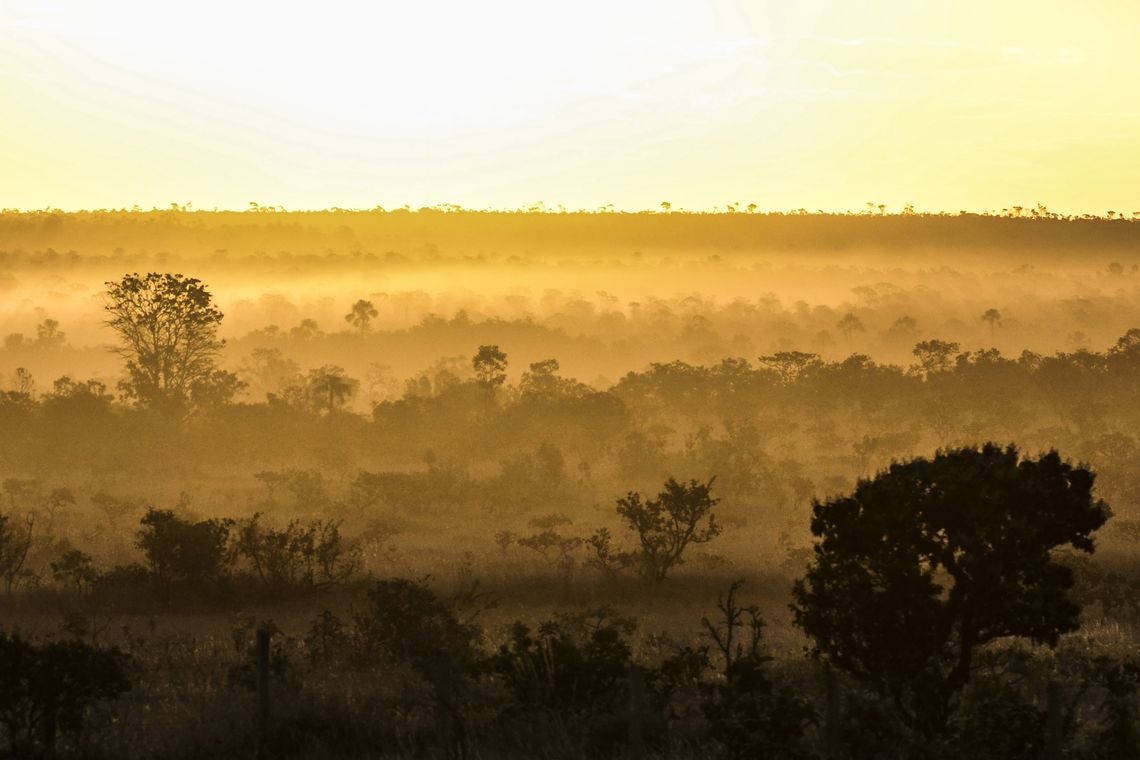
[345,300,379,335]
[980,309,1003,341]
[304,366,359,415]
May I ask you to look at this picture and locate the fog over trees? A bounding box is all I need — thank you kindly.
[1,209,1140,758]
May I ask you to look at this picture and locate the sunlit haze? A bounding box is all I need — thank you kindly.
[3,0,1138,213]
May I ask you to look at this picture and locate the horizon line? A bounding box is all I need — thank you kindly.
[2,202,1139,221]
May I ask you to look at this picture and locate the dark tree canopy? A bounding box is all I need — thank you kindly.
[612,477,721,583]
[792,443,1109,737]
[104,273,225,409]
[473,344,508,392]
[0,632,131,758]
[345,299,378,334]
[296,365,359,415]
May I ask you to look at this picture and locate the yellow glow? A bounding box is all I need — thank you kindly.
[1,0,1138,213]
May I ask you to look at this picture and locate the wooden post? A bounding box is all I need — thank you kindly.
[1043,680,1063,760]
[825,665,842,759]
[256,627,272,758]
[628,664,645,760]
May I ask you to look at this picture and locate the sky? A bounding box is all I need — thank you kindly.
[1,0,1139,214]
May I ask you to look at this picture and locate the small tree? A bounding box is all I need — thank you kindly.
[593,477,721,583]
[35,318,65,349]
[297,365,359,415]
[472,345,508,393]
[837,313,865,341]
[345,299,379,335]
[189,369,247,408]
[51,549,98,594]
[792,444,1109,738]
[911,339,961,377]
[136,508,232,588]
[757,352,822,385]
[234,512,358,589]
[700,581,815,759]
[981,308,1003,340]
[0,511,35,594]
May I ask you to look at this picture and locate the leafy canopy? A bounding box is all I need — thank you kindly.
[104,272,225,409]
[792,443,1109,737]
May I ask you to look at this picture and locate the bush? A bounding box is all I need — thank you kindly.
[490,609,633,714]
[136,507,233,589]
[353,577,482,676]
[233,512,359,590]
[698,581,815,759]
[0,631,131,758]
[589,477,721,583]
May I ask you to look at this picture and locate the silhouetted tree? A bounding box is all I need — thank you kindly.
[345,299,379,335]
[136,507,232,588]
[289,318,321,341]
[298,365,359,415]
[240,347,301,399]
[34,318,65,349]
[517,358,589,401]
[593,477,721,583]
[104,273,225,410]
[757,352,822,385]
[189,369,247,408]
[12,367,34,397]
[911,339,960,377]
[234,512,358,589]
[473,345,508,394]
[0,510,34,594]
[792,444,1109,738]
[51,548,98,594]
[837,313,865,341]
[700,581,815,759]
[981,308,1003,340]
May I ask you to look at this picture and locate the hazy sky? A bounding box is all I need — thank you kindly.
[2,1,1138,213]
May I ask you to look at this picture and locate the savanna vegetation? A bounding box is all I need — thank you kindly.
[2,209,1140,758]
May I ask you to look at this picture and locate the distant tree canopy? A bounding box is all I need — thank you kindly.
[792,444,1109,738]
[104,273,225,410]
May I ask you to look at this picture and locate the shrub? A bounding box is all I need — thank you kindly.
[353,577,482,676]
[234,512,358,590]
[136,507,233,589]
[0,631,131,758]
[589,477,721,582]
[490,609,634,714]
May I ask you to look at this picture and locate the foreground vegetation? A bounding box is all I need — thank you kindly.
[2,443,1138,758]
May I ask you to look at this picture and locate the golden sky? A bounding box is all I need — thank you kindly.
[2,1,1138,213]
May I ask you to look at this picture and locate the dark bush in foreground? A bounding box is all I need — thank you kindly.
[0,632,131,759]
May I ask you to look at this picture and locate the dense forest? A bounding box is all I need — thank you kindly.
[2,210,1140,758]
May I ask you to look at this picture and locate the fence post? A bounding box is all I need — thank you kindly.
[1043,679,1063,760]
[825,664,842,759]
[628,664,645,760]
[256,627,272,758]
